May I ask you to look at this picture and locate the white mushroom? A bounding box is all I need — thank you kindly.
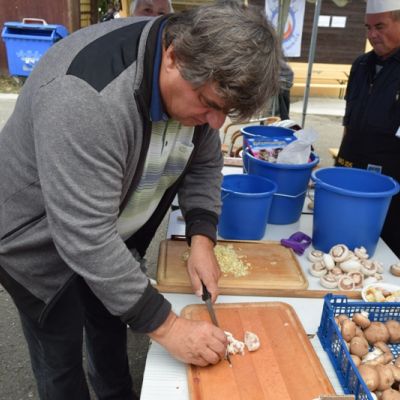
[338,275,355,291]
[322,253,335,270]
[347,271,364,289]
[372,260,384,274]
[354,246,369,260]
[329,244,350,263]
[390,263,400,277]
[360,260,378,276]
[331,266,344,280]
[307,250,324,263]
[320,273,339,289]
[374,273,384,281]
[340,259,362,273]
[309,261,327,277]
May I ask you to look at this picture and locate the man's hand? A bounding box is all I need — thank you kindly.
[149,311,227,366]
[187,235,220,302]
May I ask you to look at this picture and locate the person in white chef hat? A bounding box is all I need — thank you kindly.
[336,0,400,258]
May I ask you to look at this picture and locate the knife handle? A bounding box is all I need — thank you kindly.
[201,281,211,302]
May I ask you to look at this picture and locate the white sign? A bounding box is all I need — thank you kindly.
[318,15,331,28]
[331,16,347,28]
[265,0,306,57]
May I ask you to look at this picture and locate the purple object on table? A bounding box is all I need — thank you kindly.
[280,231,312,255]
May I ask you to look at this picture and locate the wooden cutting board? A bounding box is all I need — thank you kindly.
[183,302,335,400]
[156,239,308,295]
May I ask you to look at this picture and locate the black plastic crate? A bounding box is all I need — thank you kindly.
[317,294,400,399]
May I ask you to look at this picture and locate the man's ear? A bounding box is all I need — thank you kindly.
[163,44,177,72]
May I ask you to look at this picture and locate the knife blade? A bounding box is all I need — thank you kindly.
[201,281,232,366]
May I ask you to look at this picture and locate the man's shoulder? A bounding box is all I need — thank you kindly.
[352,51,373,67]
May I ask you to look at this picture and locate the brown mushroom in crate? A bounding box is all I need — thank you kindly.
[374,391,383,399]
[352,312,371,329]
[350,336,369,358]
[358,364,380,391]
[364,322,390,345]
[386,320,400,344]
[362,347,384,365]
[341,319,357,342]
[381,389,400,400]
[355,326,365,338]
[374,341,394,365]
[376,364,395,391]
[389,364,400,382]
[351,354,361,367]
[337,314,350,325]
[379,352,394,365]
[374,341,391,353]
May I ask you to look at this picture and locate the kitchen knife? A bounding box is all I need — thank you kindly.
[201,281,232,366]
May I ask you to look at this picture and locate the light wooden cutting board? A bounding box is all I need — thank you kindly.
[183,302,335,400]
[156,239,308,296]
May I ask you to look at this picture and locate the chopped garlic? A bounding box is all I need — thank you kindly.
[182,243,251,277]
[214,244,251,277]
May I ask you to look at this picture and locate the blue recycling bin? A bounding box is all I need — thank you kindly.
[1,19,68,77]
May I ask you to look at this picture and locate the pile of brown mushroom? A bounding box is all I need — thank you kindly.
[335,312,400,399]
[308,244,385,290]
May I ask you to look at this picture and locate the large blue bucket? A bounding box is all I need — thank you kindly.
[219,174,277,240]
[312,167,400,256]
[241,125,296,172]
[246,151,319,224]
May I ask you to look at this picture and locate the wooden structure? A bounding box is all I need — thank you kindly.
[0,0,368,100]
[290,62,351,98]
[287,0,366,97]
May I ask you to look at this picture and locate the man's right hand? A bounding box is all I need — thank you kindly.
[148,311,227,366]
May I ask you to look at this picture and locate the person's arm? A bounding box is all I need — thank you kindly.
[178,126,224,301]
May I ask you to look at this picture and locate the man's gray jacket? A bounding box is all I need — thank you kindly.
[0,16,223,332]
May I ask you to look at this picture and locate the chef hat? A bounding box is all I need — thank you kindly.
[366,0,400,14]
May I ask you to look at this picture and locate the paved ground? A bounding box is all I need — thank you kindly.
[0,95,344,399]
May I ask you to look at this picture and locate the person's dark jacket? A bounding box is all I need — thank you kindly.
[337,48,400,257]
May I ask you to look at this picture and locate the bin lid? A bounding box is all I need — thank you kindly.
[4,21,68,39]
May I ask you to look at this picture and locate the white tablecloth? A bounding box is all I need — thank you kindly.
[141,165,399,399]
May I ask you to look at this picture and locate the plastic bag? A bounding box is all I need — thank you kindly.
[276,127,318,164]
[247,137,287,163]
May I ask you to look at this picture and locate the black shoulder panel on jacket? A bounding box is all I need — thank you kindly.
[67,21,148,92]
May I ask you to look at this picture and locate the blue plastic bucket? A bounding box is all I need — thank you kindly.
[246,151,319,224]
[219,174,277,240]
[312,167,400,256]
[241,125,296,172]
